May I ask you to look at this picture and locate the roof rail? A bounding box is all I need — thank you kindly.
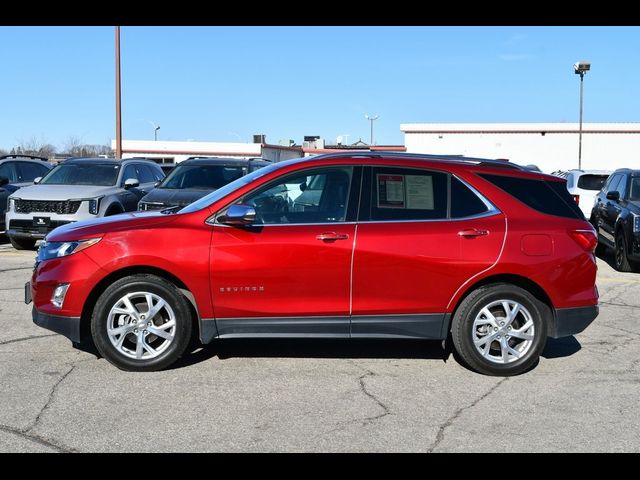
[0,154,49,162]
[304,151,527,170]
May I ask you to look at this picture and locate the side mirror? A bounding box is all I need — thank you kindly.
[606,190,620,201]
[154,181,161,187]
[33,177,42,184]
[218,204,257,226]
[124,178,140,189]
[0,176,8,186]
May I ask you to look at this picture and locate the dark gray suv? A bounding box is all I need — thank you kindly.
[5,158,164,249]
[0,155,53,233]
[138,157,271,211]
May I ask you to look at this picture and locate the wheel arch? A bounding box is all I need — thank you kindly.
[446,273,556,337]
[79,265,201,345]
[104,201,125,216]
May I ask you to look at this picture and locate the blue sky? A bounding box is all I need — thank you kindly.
[1,26,638,150]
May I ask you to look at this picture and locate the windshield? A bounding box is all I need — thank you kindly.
[160,165,245,190]
[577,174,609,191]
[40,163,120,186]
[180,162,282,214]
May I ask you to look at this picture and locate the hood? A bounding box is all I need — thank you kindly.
[9,184,115,200]
[140,188,213,207]
[46,211,179,242]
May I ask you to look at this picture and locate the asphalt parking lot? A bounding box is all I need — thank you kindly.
[0,239,638,452]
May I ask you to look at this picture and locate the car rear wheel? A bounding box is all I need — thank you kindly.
[9,237,37,250]
[451,283,548,376]
[91,274,192,371]
[614,231,634,272]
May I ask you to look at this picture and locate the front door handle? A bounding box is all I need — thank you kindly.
[316,232,350,242]
[458,228,489,238]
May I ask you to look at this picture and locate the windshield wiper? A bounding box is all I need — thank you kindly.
[160,205,182,214]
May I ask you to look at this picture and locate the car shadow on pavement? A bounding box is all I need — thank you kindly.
[541,336,581,359]
[171,338,451,370]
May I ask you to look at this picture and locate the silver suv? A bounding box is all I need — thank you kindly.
[5,158,164,249]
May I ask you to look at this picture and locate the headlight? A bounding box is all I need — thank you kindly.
[37,238,102,262]
[8,198,15,211]
[138,203,147,211]
[88,197,102,215]
[634,213,640,233]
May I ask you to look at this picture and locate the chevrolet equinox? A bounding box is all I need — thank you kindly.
[27,153,599,375]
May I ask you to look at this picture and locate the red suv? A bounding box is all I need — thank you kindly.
[27,153,599,375]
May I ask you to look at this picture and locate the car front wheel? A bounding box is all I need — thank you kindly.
[10,237,37,250]
[614,231,634,272]
[91,274,193,371]
[451,283,548,376]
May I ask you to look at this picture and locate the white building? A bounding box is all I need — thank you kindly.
[110,139,303,164]
[401,123,640,173]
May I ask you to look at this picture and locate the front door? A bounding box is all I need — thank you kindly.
[210,165,359,337]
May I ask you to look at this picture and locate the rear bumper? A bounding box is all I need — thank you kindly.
[32,308,81,343]
[550,305,599,338]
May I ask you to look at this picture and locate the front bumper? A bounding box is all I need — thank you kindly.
[7,220,74,239]
[551,305,599,338]
[32,308,81,343]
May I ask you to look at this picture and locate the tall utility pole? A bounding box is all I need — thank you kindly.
[115,26,122,159]
[574,61,591,170]
[365,114,379,146]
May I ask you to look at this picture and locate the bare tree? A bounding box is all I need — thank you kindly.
[64,135,84,157]
[14,136,57,158]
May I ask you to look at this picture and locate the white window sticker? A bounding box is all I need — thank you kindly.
[377,174,405,208]
[405,175,434,210]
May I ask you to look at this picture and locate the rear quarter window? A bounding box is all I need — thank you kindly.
[480,173,584,219]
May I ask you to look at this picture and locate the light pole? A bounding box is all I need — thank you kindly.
[149,122,160,141]
[115,26,122,159]
[574,60,591,170]
[365,114,379,146]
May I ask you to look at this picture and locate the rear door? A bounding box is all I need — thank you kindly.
[351,167,505,338]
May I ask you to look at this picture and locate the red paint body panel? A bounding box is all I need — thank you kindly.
[352,214,505,314]
[211,224,354,318]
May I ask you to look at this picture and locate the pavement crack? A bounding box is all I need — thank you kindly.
[0,267,33,273]
[0,334,58,346]
[357,368,391,425]
[598,300,640,310]
[428,378,508,453]
[599,324,640,337]
[26,365,75,434]
[0,424,78,453]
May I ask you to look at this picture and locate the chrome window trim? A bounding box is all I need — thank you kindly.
[206,164,501,226]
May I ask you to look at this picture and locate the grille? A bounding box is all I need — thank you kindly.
[9,219,72,233]
[15,199,81,214]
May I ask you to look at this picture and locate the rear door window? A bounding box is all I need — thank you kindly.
[368,167,448,221]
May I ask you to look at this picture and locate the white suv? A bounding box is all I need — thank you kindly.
[557,169,612,219]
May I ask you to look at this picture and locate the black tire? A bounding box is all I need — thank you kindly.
[9,237,36,250]
[451,283,548,376]
[614,231,634,272]
[91,274,193,371]
[105,205,124,216]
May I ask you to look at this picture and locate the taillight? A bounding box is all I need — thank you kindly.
[569,229,597,252]
[572,194,580,205]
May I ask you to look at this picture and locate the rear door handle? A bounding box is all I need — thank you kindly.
[458,228,489,237]
[316,232,350,242]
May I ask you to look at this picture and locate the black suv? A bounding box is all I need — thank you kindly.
[590,168,640,272]
[0,155,53,233]
[138,157,271,211]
